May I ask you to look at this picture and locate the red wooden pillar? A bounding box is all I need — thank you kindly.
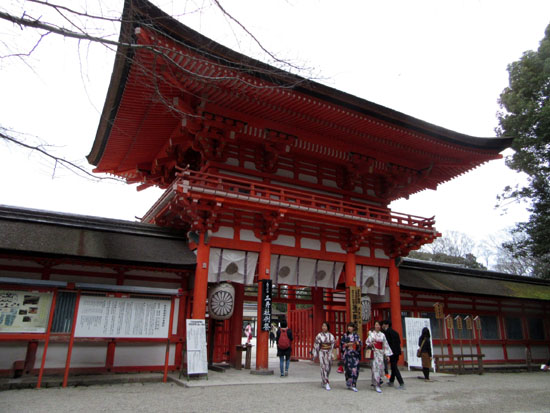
[229,283,244,367]
[23,341,38,375]
[312,287,325,332]
[175,284,187,369]
[192,232,210,320]
[345,251,356,323]
[106,341,116,372]
[288,286,296,311]
[389,260,403,339]
[255,240,271,371]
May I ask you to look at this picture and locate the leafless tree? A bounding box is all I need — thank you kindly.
[422,230,476,258]
[0,0,314,181]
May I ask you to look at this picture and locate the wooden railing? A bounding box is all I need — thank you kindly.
[177,170,437,234]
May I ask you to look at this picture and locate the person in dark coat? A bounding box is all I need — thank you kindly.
[276,320,293,377]
[382,320,405,389]
[418,327,432,381]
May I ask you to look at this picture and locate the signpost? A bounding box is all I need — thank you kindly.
[260,280,272,332]
[464,315,475,371]
[455,315,464,372]
[434,302,445,367]
[348,286,362,342]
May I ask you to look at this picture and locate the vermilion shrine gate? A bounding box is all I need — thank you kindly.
[88,0,511,371]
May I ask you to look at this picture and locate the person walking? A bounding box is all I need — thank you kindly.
[418,327,432,381]
[366,320,392,393]
[277,320,293,377]
[382,320,405,389]
[313,321,336,391]
[244,323,253,345]
[340,322,362,392]
[269,323,277,348]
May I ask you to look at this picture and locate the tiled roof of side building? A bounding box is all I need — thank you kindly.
[399,257,550,300]
[0,205,196,267]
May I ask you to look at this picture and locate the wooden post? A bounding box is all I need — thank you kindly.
[434,302,444,370]
[389,261,403,342]
[62,291,81,388]
[229,283,244,368]
[255,240,271,371]
[37,289,57,389]
[345,252,356,323]
[312,287,325,334]
[465,316,475,372]
[455,315,464,374]
[106,340,116,372]
[163,296,176,382]
[192,232,210,320]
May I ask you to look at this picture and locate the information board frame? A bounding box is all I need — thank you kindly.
[186,319,208,376]
[405,317,435,371]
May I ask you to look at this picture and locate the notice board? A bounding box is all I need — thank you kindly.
[74,295,171,338]
[0,289,53,333]
[186,319,208,375]
[405,317,435,370]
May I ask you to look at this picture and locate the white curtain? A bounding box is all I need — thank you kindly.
[355,265,388,296]
[208,248,259,285]
[270,254,344,288]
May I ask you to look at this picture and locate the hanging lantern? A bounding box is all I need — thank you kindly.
[208,283,235,320]
[361,295,372,322]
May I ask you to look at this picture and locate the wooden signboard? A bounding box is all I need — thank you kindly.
[348,286,362,341]
[260,280,272,331]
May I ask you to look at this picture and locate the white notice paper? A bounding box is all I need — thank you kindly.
[74,296,171,338]
[405,317,435,370]
[186,319,208,375]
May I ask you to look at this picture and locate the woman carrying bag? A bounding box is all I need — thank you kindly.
[312,321,336,391]
[417,327,432,381]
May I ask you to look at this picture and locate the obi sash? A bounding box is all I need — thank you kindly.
[373,341,383,350]
[321,343,332,350]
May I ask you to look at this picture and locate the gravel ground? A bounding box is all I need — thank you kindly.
[2,372,549,413]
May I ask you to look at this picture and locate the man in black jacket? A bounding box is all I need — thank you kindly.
[382,319,405,389]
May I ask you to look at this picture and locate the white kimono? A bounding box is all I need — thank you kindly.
[366,330,392,386]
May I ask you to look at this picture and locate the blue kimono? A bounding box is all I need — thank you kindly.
[340,332,362,388]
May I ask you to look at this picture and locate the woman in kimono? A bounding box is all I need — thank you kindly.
[244,323,253,345]
[366,320,392,393]
[313,321,336,391]
[340,322,362,392]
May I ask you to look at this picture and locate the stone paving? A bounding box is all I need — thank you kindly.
[3,339,550,412]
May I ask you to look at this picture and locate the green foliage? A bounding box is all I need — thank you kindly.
[497,24,550,279]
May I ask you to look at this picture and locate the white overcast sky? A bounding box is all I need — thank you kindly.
[1,0,549,252]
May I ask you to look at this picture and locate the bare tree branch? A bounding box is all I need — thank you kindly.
[211,0,303,71]
[0,130,123,182]
[27,0,121,23]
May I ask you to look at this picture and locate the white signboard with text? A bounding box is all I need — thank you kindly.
[74,296,171,338]
[186,319,208,375]
[405,317,435,370]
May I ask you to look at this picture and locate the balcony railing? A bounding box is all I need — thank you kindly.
[175,170,436,235]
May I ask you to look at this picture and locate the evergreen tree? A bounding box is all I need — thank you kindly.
[497,24,550,279]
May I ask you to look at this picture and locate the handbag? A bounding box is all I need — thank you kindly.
[331,348,339,361]
[417,338,426,358]
[365,348,373,359]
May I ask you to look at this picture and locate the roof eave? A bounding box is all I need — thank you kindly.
[88,0,513,168]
